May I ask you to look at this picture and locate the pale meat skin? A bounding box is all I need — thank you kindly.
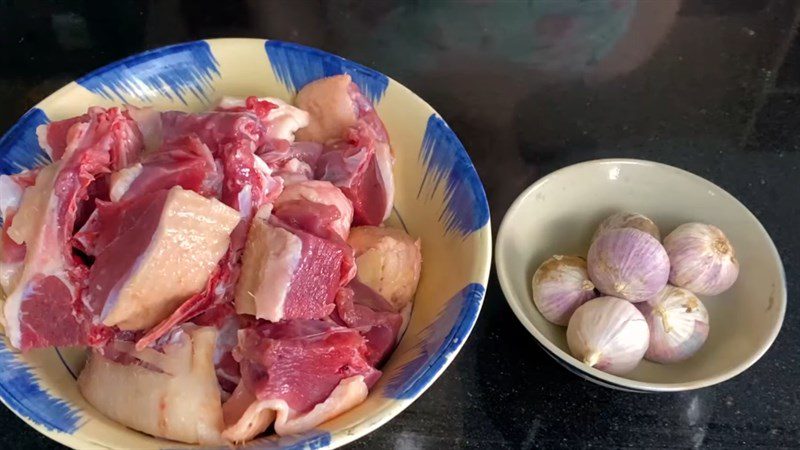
[234,219,302,321]
[348,226,422,312]
[294,75,358,143]
[99,187,241,330]
[77,326,225,445]
[222,375,368,442]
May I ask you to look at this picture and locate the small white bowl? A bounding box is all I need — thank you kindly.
[496,159,786,392]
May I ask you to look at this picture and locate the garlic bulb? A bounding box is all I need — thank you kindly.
[531,255,597,326]
[637,285,709,363]
[592,212,660,243]
[587,228,670,302]
[566,297,650,375]
[663,223,739,296]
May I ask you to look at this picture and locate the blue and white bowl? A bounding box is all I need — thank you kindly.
[0,38,491,448]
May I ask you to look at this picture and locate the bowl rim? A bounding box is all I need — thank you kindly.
[495,157,787,392]
[0,37,493,448]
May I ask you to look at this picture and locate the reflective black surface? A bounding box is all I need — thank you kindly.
[2,1,799,448]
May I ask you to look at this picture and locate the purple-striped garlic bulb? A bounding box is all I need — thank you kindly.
[663,223,739,296]
[566,296,650,375]
[587,228,670,302]
[592,212,661,243]
[637,285,710,363]
[531,255,597,326]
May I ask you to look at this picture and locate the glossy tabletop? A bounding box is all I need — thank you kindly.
[1,1,798,448]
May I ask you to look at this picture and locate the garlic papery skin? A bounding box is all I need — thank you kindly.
[663,223,739,296]
[566,297,650,375]
[637,285,709,364]
[532,255,597,326]
[592,212,661,243]
[587,228,670,302]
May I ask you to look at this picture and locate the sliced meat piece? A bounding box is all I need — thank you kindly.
[78,325,225,445]
[108,134,220,202]
[272,180,353,240]
[222,375,368,441]
[294,75,358,143]
[86,186,240,331]
[216,96,309,143]
[160,109,270,156]
[3,107,146,350]
[135,139,282,350]
[36,107,143,168]
[332,281,403,366]
[221,320,377,438]
[234,217,348,322]
[315,122,393,226]
[347,226,422,312]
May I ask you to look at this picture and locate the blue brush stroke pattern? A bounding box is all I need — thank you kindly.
[384,283,485,399]
[77,41,220,105]
[0,107,51,175]
[265,41,389,103]
[418,114,489,236]
[0,339,81,433]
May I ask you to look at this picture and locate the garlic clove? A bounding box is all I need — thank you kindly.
[587,228,670,302]
[592,212,660,243]
[663,223,739,296]
[531,255,597,326]
[637,285,710,364]
[566,296,650,375]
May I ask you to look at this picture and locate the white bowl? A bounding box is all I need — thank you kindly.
[496,159,786,392]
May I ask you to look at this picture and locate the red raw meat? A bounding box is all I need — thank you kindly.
[84,190,170,319]
[111,135,220,202]
[315,122,393,226]
[272,180,353,241]
[234,216,351,323]
[4,107,144,350]
[332,281,403,366]
[136,137,282,350]
[37,107,143,170]
[160,110,271,156]
[235,320,379,414]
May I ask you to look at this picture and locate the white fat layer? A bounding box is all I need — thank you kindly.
[36,124,53,159]
[234,221,302,321]
[216,96,310,142]
[374,142,394,222]
[108,163,143,202]
[0,175,23,221]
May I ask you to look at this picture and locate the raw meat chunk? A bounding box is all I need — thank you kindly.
[78,325,225,444]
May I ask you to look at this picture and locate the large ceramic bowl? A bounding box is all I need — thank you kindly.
[0,39,491,448]
[496,159,785,392]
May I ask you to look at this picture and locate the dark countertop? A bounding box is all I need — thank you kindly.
[1,1,798,448]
